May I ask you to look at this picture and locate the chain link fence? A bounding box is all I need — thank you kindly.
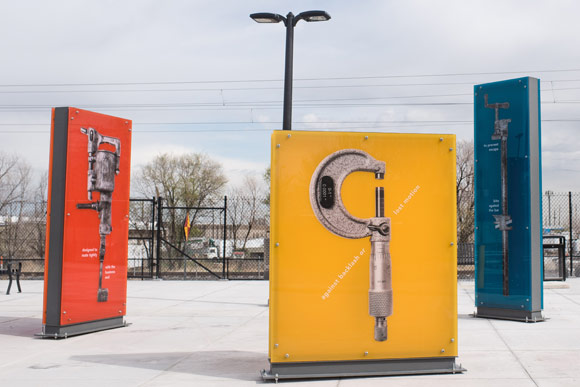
[5,192,580,281]
[152,196,270,280]
[457,191,580,280]
[0,201,46,279]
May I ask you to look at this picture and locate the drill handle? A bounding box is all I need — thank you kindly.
[77,202,99,211]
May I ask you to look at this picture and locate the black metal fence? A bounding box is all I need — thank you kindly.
[130,196,270,280]
[4,192,580,281]
[457,191,580,280]
[0,201,46,279]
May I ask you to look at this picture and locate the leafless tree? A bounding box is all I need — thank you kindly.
[28,171,48,259]
[456,140,474,243]
[133,152,227,258]
[263,166,270,206]
[0,151,32,212]
[228,175,268,252]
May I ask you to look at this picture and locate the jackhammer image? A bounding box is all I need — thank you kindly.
[76,127,121,303]
[484,94,512,296]
[310,149,392,341]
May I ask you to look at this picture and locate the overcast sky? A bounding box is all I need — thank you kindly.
[1,0,580,192]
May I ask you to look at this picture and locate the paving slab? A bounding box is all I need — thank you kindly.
[1,278,580,386]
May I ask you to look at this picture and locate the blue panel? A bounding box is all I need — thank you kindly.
[474,77,542,312]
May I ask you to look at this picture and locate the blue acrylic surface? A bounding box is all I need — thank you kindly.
[474,77,542,311]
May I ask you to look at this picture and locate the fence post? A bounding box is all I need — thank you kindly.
[223,196,227,279]
[156,196,163,279]
[150,197,156,279]
[570,191,574,277]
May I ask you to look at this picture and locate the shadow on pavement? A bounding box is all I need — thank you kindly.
[71,350,269,382]
[0,316,42,338]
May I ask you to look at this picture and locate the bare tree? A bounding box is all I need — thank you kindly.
[29,171,48,259]
[133,152,228,257]
[0,151,32,212]
[134,153,227,208]
[228,175,268,252]
[456,140,474,243]
[0,152,32,262]
[263,166,271,206]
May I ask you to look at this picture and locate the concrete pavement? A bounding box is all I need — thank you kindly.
[1,278,579,386]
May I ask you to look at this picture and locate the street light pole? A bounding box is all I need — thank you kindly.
[250,10,331,131]
[283,12,295,131]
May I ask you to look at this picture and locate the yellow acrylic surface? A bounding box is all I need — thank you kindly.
[269,131,457,363]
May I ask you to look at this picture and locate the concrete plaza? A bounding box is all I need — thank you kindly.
[1,278,579,386]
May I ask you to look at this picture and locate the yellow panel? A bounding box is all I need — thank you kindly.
[269,131,457,363]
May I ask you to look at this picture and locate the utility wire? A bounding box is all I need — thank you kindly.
[0,79,579,93]
[1,68,579,88]
[1,119,578,131]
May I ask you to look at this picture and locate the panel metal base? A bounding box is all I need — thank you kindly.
[38,317,126,339]
[476,306,544,322]
[261,357,465,381]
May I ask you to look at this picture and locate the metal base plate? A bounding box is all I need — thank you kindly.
[38,317,126,339]
[476,306,544,322]
[261,357,465,381]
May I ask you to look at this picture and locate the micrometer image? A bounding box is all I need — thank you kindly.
[484,94,512,296]
[76,127,121,303]
[309,149,392,341]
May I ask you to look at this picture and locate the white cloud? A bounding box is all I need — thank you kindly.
[1,1,580,191]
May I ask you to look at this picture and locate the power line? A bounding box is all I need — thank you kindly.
[1,68,579,88]
[1,118,579,130]
[0,100,579,114]
[0,80,579,94]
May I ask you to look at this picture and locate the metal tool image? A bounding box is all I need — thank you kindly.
[309,149,391,341]
[484,94,512,296]
[76,127,121,303]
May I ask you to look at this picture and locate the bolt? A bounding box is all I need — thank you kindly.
[274,343,279,348]
[441,349,445,353]
[63,311,67,314]
[364,136,369,140]
[476,159,478,162]
[475,92,478,96]
[521,305,524,308]
[119,310,123,314]
[276,144,280,148]
[449,147,453,151]
[451,338,455,343]
[450,242,454,246]
[525,155,528,158]
[364,351,369,356]
[519,80,522,83]
[67,213,70,216]
[275,243,279,247]
[524,85,527,88]
[75,110,79,114]
[285,354,289,359]
[125,121,129,124]
[526,299,529,302]
[439,137,443,141]
[287,134,291,138]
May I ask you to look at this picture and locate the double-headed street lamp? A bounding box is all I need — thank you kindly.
[250,10,331,131]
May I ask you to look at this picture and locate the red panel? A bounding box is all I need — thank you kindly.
[57,108,132,325]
